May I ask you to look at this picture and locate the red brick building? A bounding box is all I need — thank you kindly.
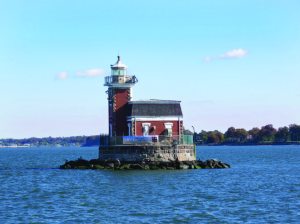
[127,100,183,137]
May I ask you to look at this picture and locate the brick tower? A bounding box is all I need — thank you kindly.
[104,56,138,137]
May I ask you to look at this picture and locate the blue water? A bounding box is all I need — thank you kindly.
[0,146,299,223]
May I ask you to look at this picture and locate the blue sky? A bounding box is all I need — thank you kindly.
[1,0,300,138]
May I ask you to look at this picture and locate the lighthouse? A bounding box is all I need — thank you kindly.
[100,56,195,162]
[104,56,137,137]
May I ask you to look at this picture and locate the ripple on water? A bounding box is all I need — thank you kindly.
[0,146,300,223]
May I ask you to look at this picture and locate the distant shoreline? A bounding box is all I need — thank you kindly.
[199,142,300,146]
[1,143,300,148]
[1,123,300,148]
[0,145,31,148]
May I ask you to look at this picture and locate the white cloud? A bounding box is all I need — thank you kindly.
[56,68,105,80]
[77,68,104,77]
[203,48,248,62]
[220,48,247,59]
[56,71,68,80]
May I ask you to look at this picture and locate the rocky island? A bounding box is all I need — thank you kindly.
[60,56,230,170]
[60,158,230,170]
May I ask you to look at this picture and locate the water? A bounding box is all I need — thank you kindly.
[0,146,299,223]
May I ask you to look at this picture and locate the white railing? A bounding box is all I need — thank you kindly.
[99,135,194,146]
[104,75,137,86]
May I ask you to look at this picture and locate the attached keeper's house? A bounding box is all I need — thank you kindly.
[127,100,183,136]
[99,56,195,162]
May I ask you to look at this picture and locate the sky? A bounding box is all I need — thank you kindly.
[0,0,300,138]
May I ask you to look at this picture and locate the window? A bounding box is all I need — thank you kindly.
[112,70,118,76]
[164,123,173,136]
[112,69,126,76]
[119,70,125,75]
[142,123,151,136]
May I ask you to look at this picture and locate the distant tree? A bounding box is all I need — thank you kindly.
[248,127,260,143]
[198,130,208,144]
[224,127,248,143]
[275,126,289,143]
[207,132,217,144]
[207,130,224,144]
[289,124,300,142]
[235,128,248,142]
[224,127,236,139]
[258,124,276,142]
[215,131,225,143]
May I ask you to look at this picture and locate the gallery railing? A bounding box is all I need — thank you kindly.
[104,75,137,86]
[99,135,194,146]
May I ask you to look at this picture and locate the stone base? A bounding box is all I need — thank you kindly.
[99,144,196,162]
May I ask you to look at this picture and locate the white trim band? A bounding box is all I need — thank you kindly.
[127,116,183,122]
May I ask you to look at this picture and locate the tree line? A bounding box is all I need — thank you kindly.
[194,124,300,145]
[1,124,300,147]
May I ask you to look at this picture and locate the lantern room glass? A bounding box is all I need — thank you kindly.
[112,69,126,76]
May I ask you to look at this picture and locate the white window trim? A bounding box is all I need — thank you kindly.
[127,123,132,136]
[142,123,151,136]
[164,122,173,136]
[164,122,173,129]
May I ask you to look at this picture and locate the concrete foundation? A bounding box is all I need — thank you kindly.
[99,144,196,162]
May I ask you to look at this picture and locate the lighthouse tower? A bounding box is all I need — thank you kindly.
[104,56,137,137]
